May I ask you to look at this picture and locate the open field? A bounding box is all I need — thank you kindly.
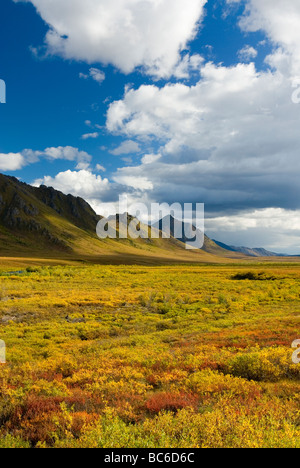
[0,260,300,448]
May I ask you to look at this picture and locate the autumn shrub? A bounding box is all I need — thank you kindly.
[186,369,261,399]
[10,396,63,446]
[228,347,300,382]
[0,263,300,447]
[0,434,30,448]
[145,392,198,414]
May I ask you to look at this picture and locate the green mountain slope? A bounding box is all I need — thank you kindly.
[0,173,240,263]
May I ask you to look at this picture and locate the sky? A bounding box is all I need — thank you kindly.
[1,0,300,253]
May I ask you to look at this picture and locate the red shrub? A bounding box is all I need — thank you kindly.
[145,392,198,414]
[71,412,99,438]
[13,396,62,421]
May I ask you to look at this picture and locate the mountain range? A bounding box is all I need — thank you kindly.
[212,240,286,258]
[0,173,289,262]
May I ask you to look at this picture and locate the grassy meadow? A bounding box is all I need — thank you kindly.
[0,261,300,448]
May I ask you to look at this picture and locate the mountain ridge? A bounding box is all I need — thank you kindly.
[212,239,287,258]
[152,215,229,256]
[0,173,232,262]
[0,173,286,262]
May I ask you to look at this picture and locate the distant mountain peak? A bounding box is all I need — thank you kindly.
[213,240,286,257]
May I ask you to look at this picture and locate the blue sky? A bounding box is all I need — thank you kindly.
[0,0,257,178]
[1,0,300,253]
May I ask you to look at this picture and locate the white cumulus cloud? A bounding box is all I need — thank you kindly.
[106,59,300,219]
[238,45,258,62]
[15,0,207,78]
[33,169,110,199]
[0,153,25,171]
[110,140,141,156]
[229,0,300,76]
[0,146,93,171]
[80,67,105,84]
[81,132,100,140]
